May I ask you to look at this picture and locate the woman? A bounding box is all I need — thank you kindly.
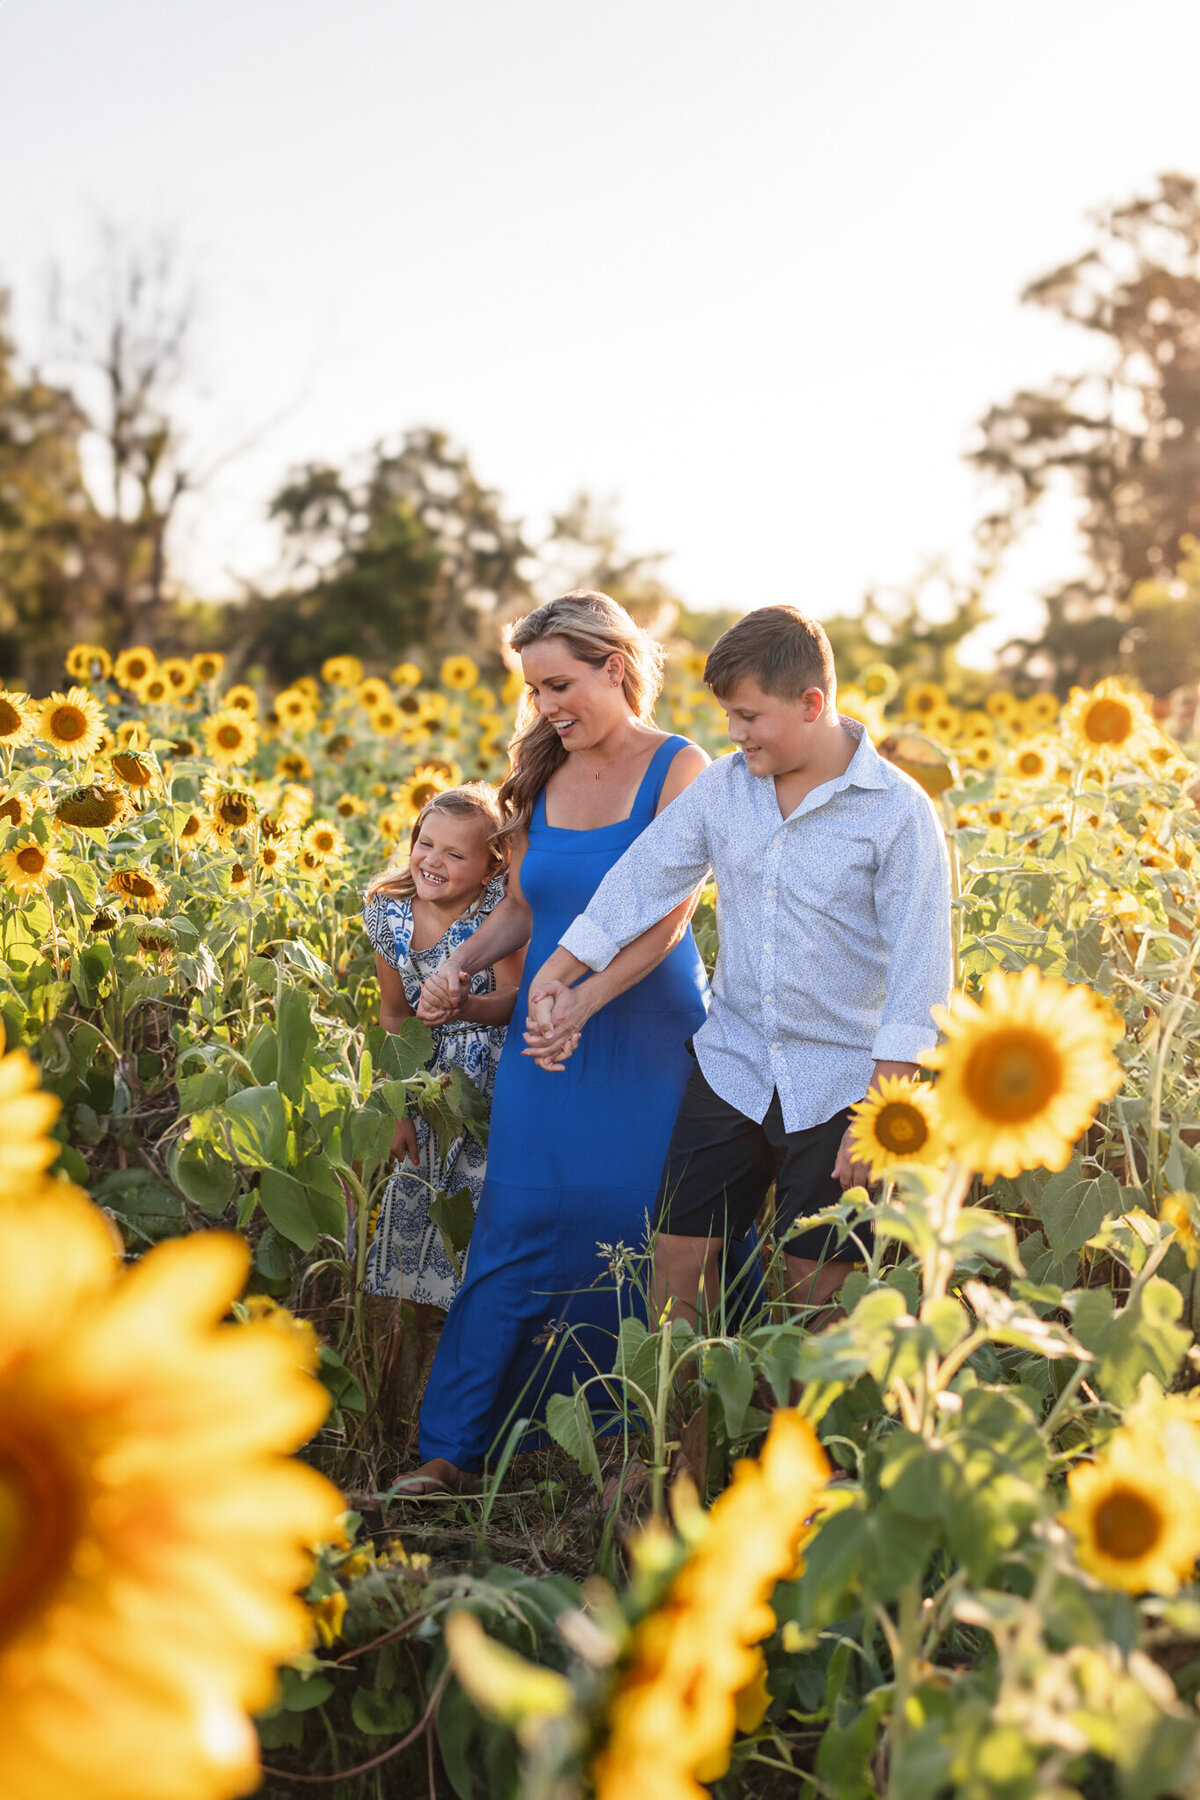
[402,591,710,1494]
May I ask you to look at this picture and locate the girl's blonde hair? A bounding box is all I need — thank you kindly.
[365,782,508,904]
[498,590,666,836]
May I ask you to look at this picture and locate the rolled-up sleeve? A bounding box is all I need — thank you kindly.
[870,795,953,1063]
[558,775,714,972]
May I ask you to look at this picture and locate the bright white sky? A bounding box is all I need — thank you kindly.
[3,0,1200,666]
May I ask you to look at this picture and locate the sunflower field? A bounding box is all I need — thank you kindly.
[2,637,1200,1800]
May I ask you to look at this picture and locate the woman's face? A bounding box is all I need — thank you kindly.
[408,811,493,909]
[520,637,628,751]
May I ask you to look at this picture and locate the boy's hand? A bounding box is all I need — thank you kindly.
[833,1126,873,1191]
[391,1115,419,1165]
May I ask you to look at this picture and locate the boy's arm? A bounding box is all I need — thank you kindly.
[555,773,714,974]
[870,795,955,1066]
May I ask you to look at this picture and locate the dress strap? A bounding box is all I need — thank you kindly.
[630,734,691,825]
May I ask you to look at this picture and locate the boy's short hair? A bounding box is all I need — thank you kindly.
[704,605,836,701]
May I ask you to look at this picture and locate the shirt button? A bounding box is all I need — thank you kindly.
[765,995,773,1005]
[770,1042,780,1052]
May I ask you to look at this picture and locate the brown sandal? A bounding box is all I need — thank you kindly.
[390,1458,481,1498]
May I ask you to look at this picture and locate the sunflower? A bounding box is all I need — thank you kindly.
[0,834,62,899]
[316,656,359,688]
[191,651,225,683]
[1063,677,1155,764]
[0,789,37,830]
[64,643,112,682]
[223,684,259,717]
[257,835,298,877]
[1062,1430,1200,1595]
[115,720,151,751]
[113,646,157,690]
[132,917,179,959]
[395,765,453,818]
[957,709,994,742]
[277,784,314,828]
[1006,737,1057,782]
[0,690,36,748]
[158,656,196,696]
[904,681,946,720]
[419,690,449,723]
[38,687,106,760]
[203,709,258,769]
[204,784,257,837]
[857,661,898,702]
[110,750,158,791]
[356,678,391,711]
[1025,691,1059,727]
[390,660,422,687]
[966,740,999,771]
[400,723,429,748]
[301,820,346,861]
[847,1076,943,1179]
[136,672,173,707]
[177,811,204,850]
[925,965,1124,1180]
[106,867,170,916]
[985,690,1020,723]
[501,667,525,707]
[229,861,251,893]
[378,808,403,841]
[89,905,121,934]
[836,688,889,744]
[295,847,327,879]
[53,784,128,832]
[476,710,505,737]
[593,1412,830,1797]
[926,705,961,742]
[274,688,313,726]
[0,1046,62,1199]
[422,754,462,782]
[1161,1191,1200,1268]
[371,703,403,737]
[335,792,368,819]
[0,1186,342,1800]
[468,684,497,709]
[396,692,424,721]
[441,654,479,691]
[275,751,314,782]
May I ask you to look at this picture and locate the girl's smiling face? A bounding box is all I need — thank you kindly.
[520,637,628,750]
[408,810,494,909]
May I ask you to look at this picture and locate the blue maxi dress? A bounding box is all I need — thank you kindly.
[418,735,708,1470]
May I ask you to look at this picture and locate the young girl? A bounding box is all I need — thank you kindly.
[362,783,524,1309]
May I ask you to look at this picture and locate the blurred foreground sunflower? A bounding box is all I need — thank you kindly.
[593,1411,830,1798]
[192,652,225,683]
[391,660,422,687]
[0,1189,342,1800]
[1062,1430,1200,1596]
[848,1076,942,1179]
[0,1047,62,1198]
[38,688,106,760]
[64,643,112,682]
[222,684,259,718]
[320,655,363,688]
[925,965,1124,1179]
[0,835,62,900]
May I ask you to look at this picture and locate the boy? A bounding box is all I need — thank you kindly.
[527,605,954,1324]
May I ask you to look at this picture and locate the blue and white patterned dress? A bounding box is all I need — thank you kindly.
[362,873,508,1308]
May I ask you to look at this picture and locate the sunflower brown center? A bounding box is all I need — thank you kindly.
[0,1413,83,1646]
[0,700,22,737]
[216,725,243,750]
[874,1102,928,1154]
[51,708,85,741]
[1084,698,1133,745]
[1093,1485,1162,1560]
[1019,753,1042,775]
[0,799,21,825]
[964,1027,1062,1123]
[15,846,45,874]
[127,660,148,681]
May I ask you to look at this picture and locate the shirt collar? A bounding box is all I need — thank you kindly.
[837,715,891,790]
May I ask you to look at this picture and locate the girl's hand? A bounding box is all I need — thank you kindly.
[392,1115,419,1165]
[418,967,469,1023]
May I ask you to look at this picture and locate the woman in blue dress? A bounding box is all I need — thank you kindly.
[403,591,712,1493]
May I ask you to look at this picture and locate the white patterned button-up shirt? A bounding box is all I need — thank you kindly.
[559,718,953,1133]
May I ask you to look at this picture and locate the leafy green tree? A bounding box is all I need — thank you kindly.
[973,172,1200,694]
[0,289,101,686]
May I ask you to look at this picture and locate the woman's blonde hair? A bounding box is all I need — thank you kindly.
[497,591,666,836]
[365,782,508,904]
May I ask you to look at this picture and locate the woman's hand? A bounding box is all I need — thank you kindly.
[418,965,469,1024]
[391,1114,419,1165]
[522,979,586,1071]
